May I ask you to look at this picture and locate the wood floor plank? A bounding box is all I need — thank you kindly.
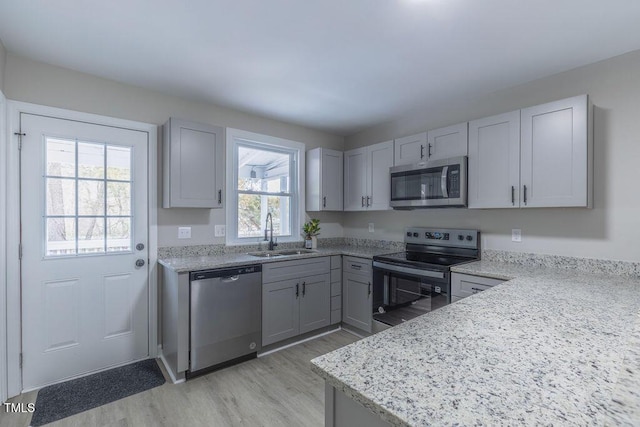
[0,330,358,427]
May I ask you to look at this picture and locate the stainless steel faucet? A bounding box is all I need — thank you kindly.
[264,212,278,251]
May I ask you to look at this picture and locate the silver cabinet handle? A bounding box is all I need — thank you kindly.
[302,281,306,296]
[511,186,515,206]
[361,196,365,207]
[471,287,483,293]
[523,185,528,205]
[420,145,424,159]
[323,196,326,208]
[428,143,432,158]
[218,189,222,205]
[351,264,362,270]
[135,259,145,267]
[296,283,299,298]
[366,196,371,207]
[368,282,371,296]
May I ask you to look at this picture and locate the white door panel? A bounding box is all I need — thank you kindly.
[21,113,149,389]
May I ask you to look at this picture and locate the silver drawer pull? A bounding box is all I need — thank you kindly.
[471,287,483,293]
[351,264,362,270]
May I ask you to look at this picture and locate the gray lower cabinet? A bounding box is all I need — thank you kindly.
[342,257,372,333]
[451,272,505,301]
[262,257,331,346]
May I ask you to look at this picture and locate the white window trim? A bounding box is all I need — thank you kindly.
[225,128,305,246]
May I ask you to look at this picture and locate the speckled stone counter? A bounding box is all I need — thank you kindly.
[311,260,640,426]
[158,245,396,273]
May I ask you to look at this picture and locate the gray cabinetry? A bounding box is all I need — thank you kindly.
[262,257,331,346]
[163,118,224,208]
[330,255,342,325]
[306,148,343,211]
[451,272,505,302]
[342,257,372,333]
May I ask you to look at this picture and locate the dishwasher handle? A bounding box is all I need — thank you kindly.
[190,265,262,281]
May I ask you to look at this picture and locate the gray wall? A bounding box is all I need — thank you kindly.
[0,38,6,92]
[344,49,640,263]
[3,54,345,247]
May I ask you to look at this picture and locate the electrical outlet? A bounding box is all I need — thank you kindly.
[512,229,522,242]
[368,223,375,233]
[178,227,192,239]
[214,225,226,237]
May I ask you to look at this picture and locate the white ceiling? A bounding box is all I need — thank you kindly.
[1,1,640,135]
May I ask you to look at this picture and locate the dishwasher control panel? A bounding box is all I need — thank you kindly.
[190,264,262,281]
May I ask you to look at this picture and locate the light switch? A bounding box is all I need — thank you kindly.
[512,229,522,242]
[368,223,375,233]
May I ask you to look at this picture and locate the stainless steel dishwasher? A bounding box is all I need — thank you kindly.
[189,264,262,377]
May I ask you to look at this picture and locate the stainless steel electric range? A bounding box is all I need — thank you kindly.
[372,227,480,328]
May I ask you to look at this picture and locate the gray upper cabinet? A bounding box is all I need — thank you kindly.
[163,118,224,208]
[426,122,468,161]
[344,141,393,211]
[394,132,427,166]
[469,95,591,209]
[306,148,343,211]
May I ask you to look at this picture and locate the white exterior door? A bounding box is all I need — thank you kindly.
[20,113,149,390]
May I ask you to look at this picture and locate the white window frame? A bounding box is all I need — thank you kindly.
[225,128,305,246]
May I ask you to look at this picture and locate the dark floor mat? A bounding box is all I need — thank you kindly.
[30,359,165,426]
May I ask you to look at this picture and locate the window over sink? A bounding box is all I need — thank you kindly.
[226,128,305,245]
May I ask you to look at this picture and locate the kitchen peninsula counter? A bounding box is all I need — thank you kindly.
[311,260,640,426]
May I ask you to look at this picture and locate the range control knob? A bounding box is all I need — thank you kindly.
[413,232,419,237]
[466,235,473,241]
[458,235,464,241]
[406,232,412,237]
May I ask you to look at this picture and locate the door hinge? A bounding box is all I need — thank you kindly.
[14,132,25,150]
[19,244,22,260]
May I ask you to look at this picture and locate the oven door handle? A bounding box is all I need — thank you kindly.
[373,261,445,279]
[441,166,449,198]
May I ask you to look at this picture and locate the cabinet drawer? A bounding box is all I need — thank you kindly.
[330,255,341,269]
[330,269,341,283]
[331,295,342,311]
[331,281,341,297]
[451,273,505,299]
[343,256,372,275]
[263,257,330,283]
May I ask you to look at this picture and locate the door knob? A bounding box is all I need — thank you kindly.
[136,259,146,267]
[136,243,145,251]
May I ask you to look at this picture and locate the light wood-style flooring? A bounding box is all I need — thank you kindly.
[0,330,358,427]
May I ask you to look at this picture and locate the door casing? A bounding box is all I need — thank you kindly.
[5,101,158,398]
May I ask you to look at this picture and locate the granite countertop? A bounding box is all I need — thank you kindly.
[311,260,640,426]
[158,245,395,273]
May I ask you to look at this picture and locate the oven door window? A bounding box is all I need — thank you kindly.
[374,270,449,327]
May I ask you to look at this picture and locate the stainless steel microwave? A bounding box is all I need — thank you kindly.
[389,156,467,208]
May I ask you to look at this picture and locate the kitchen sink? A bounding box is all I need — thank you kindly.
[247,249,317,258]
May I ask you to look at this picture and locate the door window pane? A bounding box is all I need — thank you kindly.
[44,137,134,257]
[107,146,131,180]
[46,138,75,177]
[46,178,75,216]
[78,218,105,254]
[78,180,105,216]
[46,218,76,256]
[78,142,105,179]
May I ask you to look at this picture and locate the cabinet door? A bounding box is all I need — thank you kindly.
[520,95,590,208]
[468,111,521,208]
[394,132,427,166]
[163,118,224,208]
[299,274,331,334]
[262,279,300,346]
[451,273,505,300]
[343,148,368,211]
[366,141,393,211]
[322,149,344,211]
[426,122,468,161]
[342,272,372,333]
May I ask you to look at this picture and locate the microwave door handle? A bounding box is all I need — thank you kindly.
[441,166,449,198]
